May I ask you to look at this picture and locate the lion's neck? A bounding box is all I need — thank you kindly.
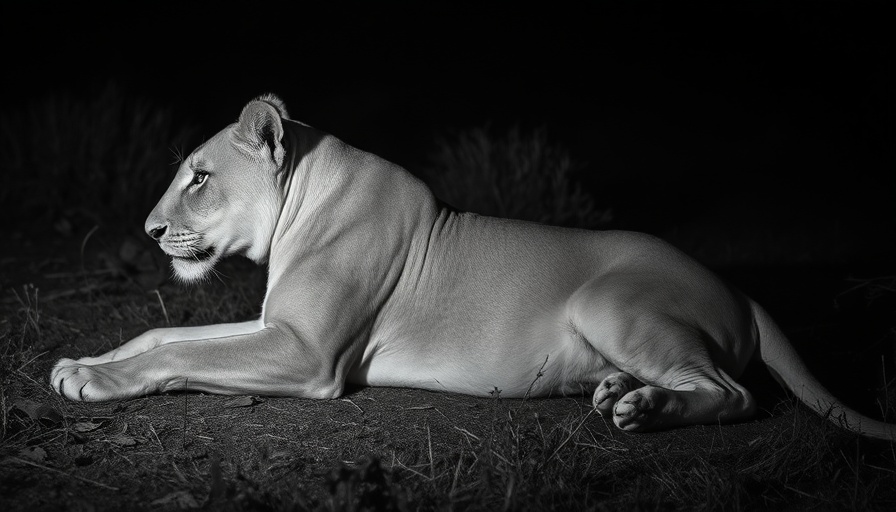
[265,120,441,306]
[272,122,330,236]
[267,122,368,279]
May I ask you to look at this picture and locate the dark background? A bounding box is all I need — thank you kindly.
[1,1,893,283]
[4,0,892,262]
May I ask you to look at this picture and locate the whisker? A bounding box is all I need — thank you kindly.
[169,145,185,166]
[209,266,227,285]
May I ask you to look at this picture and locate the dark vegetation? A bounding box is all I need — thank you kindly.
[0,84,198,238]
[422,125,612,229]
[2,85,895,511]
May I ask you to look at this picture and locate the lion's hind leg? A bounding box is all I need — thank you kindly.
[590,368,754,431]
[609,367,756,431]
[570,281,756,431]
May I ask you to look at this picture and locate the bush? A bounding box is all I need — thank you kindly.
[0,83,198,234]
[422,125,610,229]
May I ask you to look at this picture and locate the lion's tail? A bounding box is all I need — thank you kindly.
[751,299,896,441]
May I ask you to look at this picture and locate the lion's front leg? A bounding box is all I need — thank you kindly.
[68,320,264,366]
[50,323,340,402]
[50,320,263,401]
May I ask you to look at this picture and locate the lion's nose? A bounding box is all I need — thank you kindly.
[147,224,167,240]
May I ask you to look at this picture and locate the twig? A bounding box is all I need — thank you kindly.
[12,285,40,337]
[171,461,188,484]
[782,483,820,501]
[340,398,364,414]
[151,290,170,326]
[32,283,108,303]
[147,422,163,449]
[522,354,549,401]
[427,422,434,480]
[1,392,6,441]
[489,449,511,466]
[453,426,481,442]
[5,456,119,491]
[16,371,50,394]
[405,404,449,421]
[404,405,435,410]
[878,355,894,421]
[79,225,100,275]
[546,408,595,464]
[391,455,430,480]
[181,379,188,450]
[866,463,896,475]
[17,350,48,372]
[450,448,464,498]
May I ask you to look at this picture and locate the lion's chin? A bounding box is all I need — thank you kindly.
[170,253,219,283]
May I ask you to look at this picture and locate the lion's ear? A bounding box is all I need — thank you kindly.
[235,99,286,168]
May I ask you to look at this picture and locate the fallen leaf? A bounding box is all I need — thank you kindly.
[110,422,130,436]
[71,421,102,433]
[405,405,435,411]
[19,446,47,463]
[151,490,200,509]
[12,400,63,425]
[223,396,262,408]
[107,434,137,447]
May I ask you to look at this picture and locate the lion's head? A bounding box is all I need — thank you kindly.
[145,94,289,282]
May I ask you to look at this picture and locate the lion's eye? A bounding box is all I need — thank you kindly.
[191,171,208,186]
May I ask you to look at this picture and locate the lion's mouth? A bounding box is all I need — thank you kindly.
[169,246,216,262]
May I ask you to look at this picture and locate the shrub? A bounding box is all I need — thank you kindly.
[422,125,611,229]
[0,83,198,234]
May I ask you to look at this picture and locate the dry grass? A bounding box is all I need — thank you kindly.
[2,247,895,511]
[0,83,198,235]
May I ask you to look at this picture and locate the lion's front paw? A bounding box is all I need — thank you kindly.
[50,358,137,402]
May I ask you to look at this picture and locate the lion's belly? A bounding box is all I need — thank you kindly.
[354,335,613,398]
[355,290,619,397]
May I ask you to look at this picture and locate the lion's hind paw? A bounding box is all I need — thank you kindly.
[593,371,640,417]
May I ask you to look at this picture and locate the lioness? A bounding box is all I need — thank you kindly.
[51,94,894,439]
